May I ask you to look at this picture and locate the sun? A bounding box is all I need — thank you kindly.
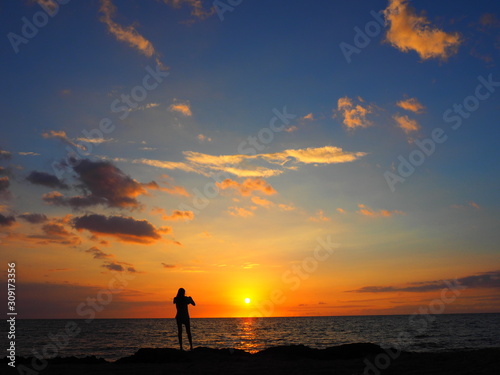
[244,297,251,304]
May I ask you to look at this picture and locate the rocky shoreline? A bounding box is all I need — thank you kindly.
[2,343,499,374]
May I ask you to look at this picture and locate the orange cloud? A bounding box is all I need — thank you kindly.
[217,178,277,196]
[396,98,425,113]
[144,180,190,197]
[169,101,192,116]
[227,206,254,218]
[393,114,420,134]
[308,209,331,222]
[357,204,404,217]
[337,96,373,130]
[383,0,461,60]
[99,0,156,58]
[151,207,194,221]
[336,208,346,214]
[251,196,274,208]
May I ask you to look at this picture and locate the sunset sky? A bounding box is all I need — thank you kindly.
[1,0,499,318]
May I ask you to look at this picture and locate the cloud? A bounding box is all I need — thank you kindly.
[161,263,176,269]
[144,179,190,197]
[336,208,346,214]
[151,207,195,221]
[169,101,192,116]
[131,145,366,178]
[85,246,114,259]
[75,137,114,144]
[197,134,212,142]
[452,201,481,210]
[284,126,298,133]
[302,113,315,121]
[383,0,461,60]
[308,209,331,222]
[336,96,373,130]
[18,151,41,156]
[0,213,15,227]
[27,222,81,246]
[251,196,274,208]
[161,0,214,20]
[72,214,167,244]
[227,206,254,218]
[26,171,68,189]
[480,13,500,28]
[42,130,86,151]
[132,159,200,174]
[217,178,277,196]
[265,146,367,164]
[357,204,404,217]
[393,114,420,134]
[349,270,500,293]
[99,0,156,58]
[278,203,295,211]
[102,261,137,272]
[18,213,48,224]
[0,149,12,160]
[41,159,156,210]
[396,98,425,113]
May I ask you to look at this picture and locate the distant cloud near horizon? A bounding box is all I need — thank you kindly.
[383,0,462,60]
[357,204,404,217]
[348,270,500,293]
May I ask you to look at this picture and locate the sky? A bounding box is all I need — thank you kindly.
[0,0,499,319]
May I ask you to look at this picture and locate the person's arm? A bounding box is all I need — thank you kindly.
[189,297,196,306]
[173,297,176,304]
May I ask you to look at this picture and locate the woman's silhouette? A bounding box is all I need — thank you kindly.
[173,288,196,350]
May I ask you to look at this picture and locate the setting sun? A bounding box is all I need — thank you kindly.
[244,298,251,304]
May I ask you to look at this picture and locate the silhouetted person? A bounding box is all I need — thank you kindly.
[173,287,195,350]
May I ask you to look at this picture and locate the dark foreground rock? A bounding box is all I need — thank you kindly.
[2,345,499,375]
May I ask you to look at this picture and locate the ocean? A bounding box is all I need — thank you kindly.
[3,314,500,361]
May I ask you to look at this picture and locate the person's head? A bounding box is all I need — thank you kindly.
[177,288,185,297]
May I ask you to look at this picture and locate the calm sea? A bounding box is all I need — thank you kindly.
[2,314,499,361]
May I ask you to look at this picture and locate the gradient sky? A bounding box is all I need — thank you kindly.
[1,0,499,318]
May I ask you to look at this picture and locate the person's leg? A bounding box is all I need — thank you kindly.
[177,321,183,350]
[186,321,193,350]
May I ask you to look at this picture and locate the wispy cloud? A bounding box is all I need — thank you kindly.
[151,207,195,221]
[383,0,461,60]
[348,270,500,293]
[357,204,404,217]
[308,209,331,222]
[131,145,366,178]
[99,0,156,58]
[227,206,255,218]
